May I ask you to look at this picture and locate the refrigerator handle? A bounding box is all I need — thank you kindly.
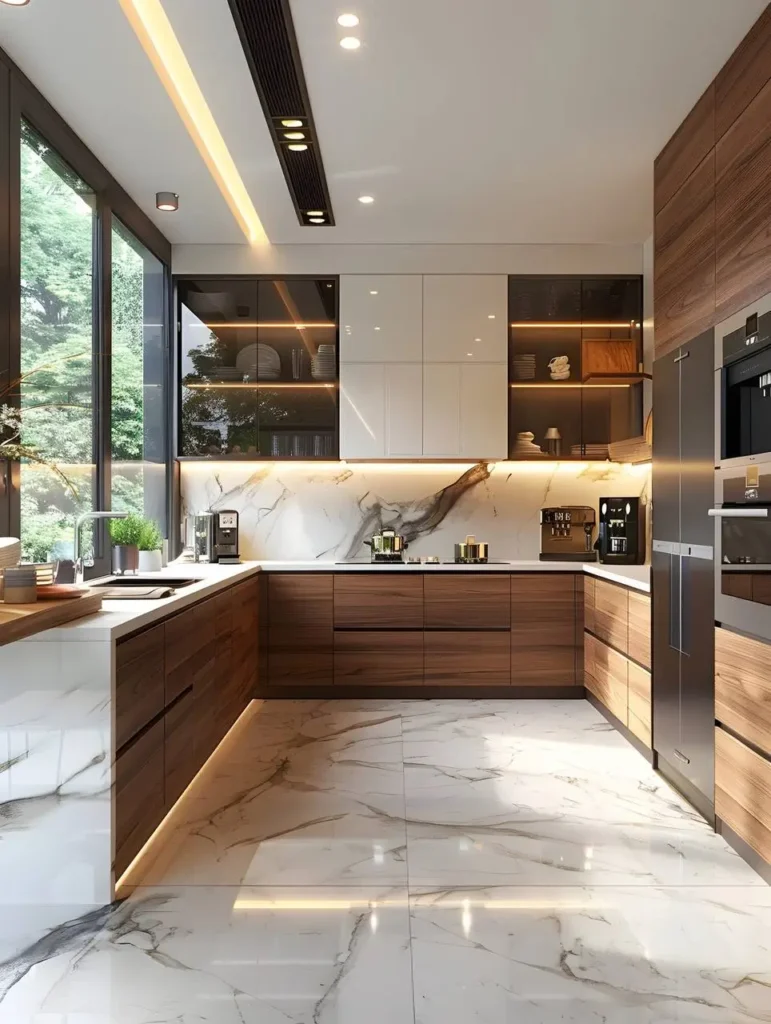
[669,552,682,653]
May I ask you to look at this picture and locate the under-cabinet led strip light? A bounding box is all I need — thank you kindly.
[119,0,268,245]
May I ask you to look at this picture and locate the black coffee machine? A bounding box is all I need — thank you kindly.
[597,497,646,565]
[214,510,240,563]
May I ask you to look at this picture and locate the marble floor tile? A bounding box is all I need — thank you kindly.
[0,886,413,1024]
[3,698,770,1023]
[409,884,771,1023]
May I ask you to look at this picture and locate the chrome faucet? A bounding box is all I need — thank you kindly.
[73,511,128,585]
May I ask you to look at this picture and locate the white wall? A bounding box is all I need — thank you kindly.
[172,242,644,277]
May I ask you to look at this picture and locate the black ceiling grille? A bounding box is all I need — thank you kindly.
[228,0,334,227]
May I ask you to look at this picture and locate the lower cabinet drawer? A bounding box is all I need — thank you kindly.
[335,631,423,686]
[424,575,510,629]
[424,631,510,686]
[585,632,628,725]
[334,574,423,629]
[164,688,199,809]
[627,661,652,748]
[115,719,165,879]
[716,726,771,866]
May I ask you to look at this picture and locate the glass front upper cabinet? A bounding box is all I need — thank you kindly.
[509,276,644,460]
[178,278,338,459]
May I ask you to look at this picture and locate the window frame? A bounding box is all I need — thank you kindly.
[0,46,172,574]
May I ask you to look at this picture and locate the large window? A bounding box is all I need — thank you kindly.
[19,123,95,563]
[111,221,167,533]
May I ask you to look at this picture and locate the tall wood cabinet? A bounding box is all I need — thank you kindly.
[654,6,771,356]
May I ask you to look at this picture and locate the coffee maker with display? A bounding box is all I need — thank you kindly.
[597,497,646,565]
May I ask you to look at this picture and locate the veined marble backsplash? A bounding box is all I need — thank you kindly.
[180,461,651,562]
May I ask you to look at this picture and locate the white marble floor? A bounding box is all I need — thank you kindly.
[2,698,770,1023]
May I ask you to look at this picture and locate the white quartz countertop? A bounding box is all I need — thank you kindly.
[24,558,650,643]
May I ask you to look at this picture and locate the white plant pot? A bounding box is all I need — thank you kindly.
[138,549,163,573]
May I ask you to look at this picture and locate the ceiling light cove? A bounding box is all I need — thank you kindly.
[119,0,267,245]
[340,36,361,50]
[337,13,359,27]
[358,195,374,204]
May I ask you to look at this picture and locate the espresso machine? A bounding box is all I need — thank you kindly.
[184,510,240,563]
[597,497,646,565]
[539,506,597,561]
[214,510,240,563]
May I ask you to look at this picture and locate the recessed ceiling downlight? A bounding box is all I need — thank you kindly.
[0,0,31,6]
[337,13,359,27]
[156,191,179,211]
[358,195,374,204]
[288,143,308,152]
[310,217,325,224]
[281,119,303,128]
[339,36,361,50]
[307,210,324,216]
[283,131,306,140]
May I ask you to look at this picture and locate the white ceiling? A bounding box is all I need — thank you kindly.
[0,0,765,246]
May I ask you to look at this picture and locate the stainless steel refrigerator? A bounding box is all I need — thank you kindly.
[652,327,715,822]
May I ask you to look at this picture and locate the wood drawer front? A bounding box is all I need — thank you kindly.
[716,726,771,866]
[164,688,199,808]
[165,603,216,705]
[511,574,577,647]
[715,627,771,757]
[585,633,628,726]
[424,631,510,686]
[424,575,510,630]
[627,591,651,669]
[115,718,165,878]
[583,576,596,635]
[334,631,423,686]
[334,574,423,629]
[115,623,165,750]
[268,574,333,685]
[627,662,652,748]
[593,580,628,653]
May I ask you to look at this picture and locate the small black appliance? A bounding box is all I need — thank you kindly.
[214,510,240,563]
[597,497,646,564]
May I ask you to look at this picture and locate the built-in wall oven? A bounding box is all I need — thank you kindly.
[713,290,771,641]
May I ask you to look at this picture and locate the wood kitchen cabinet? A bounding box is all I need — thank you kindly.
[511,574,578,687]
[424,630,510,686]
[424,574,510,630]
[593,579,628,652]
[585,632,628,726]
[715,626,771,758]
[269,573,333,684]
[334,574,423,629]
[627,662,652,748]
[715,75,771,319]
[115,718,165,878]
[231,576,260,709]
[654,85,715,216]
[716,725,771,867]
[115,623,165,750]
[334,631,423,686]
[627,591,652,670]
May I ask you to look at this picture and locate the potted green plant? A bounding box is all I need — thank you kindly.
[109,514,144,575]
[137,519,163,573]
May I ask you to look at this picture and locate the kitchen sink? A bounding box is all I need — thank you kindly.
[92,577,202,589]
[91,577,203,599]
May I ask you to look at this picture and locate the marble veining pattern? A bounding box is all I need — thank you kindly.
[2,698,770,1022]
[180,461,651,561]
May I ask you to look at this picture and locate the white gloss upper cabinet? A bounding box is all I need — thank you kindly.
[423,275,508,363]
[340,363,423,459]
[340,276,423,363]
[423,363,508,459]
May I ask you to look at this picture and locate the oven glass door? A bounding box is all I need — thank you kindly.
[716,504,771,606]
[723,344,771,460]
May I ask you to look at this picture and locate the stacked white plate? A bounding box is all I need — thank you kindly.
[0,537,21,570]
[311,344,336,381]
[236,343,281,380]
